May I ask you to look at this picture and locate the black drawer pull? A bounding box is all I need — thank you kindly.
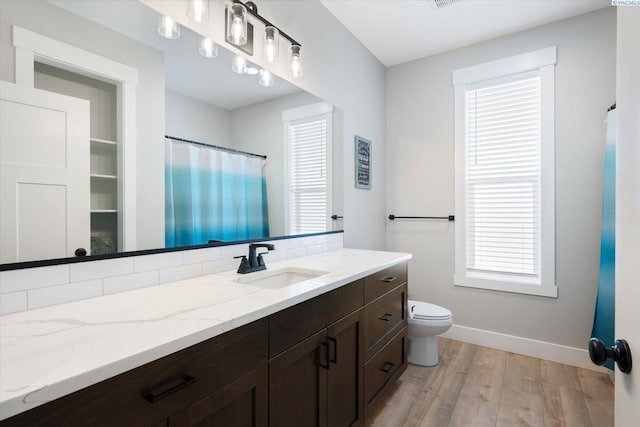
[380,276,397,283]
[320,341,330,370]
[328,336,338,364]
[144,375,195,403]
[378,313,393,322]
[379,362,394,373]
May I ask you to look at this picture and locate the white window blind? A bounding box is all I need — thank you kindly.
[465,75,541,277]
[453,46,556,298]
[287,114,330,234]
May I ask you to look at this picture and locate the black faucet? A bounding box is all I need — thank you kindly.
[235,243,275,274]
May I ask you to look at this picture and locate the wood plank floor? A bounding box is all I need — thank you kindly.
[367,338,614,427]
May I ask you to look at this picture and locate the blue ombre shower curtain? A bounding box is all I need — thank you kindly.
[165,138,269,247]
[591,109,616,370]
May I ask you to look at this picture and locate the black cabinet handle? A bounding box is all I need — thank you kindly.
[144,375,195,403]
[380,276,397,283]
[319,342,330,370]
[328,337,338,364]
[378,313,393,322]
[589,338,632,373]
[379,362,394,373]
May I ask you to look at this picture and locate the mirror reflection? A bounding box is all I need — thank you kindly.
[0,0,343,265]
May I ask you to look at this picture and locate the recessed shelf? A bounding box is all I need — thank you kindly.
[90,137,117,145]
[90,174,117,179]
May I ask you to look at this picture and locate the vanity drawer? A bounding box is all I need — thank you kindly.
[363,283,407,360]
[1,319,268,427]
[364,262,407,303]
[269,279,363,358]
[364,326,408,413]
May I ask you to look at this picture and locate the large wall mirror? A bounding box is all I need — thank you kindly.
[0,0,343,267]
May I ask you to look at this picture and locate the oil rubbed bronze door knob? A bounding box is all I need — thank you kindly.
[589,338,632,373]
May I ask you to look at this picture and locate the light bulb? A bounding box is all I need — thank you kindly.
[199,37,218,58]
[226,3,247,45]
[232,55,247,74]
[158,15,180,39]
[258,69,274,87]
[289,45,303,78]
[263,26,279,63]
[187,0,209,23]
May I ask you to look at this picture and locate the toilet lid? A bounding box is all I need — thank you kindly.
[408,300,452,320]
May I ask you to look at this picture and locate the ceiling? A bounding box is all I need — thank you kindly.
[320,0,611,67]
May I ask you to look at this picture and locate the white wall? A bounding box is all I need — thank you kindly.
[0,0,166,251]
[386,8,616,350]
[165,90,231,145]
[143,0,388,250]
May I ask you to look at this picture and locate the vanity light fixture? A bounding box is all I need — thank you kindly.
[263,26,279,63]
[187,0,209,23]
[158,15,180,39]
[232,54,247,73]
[225,1,303,78]
[258,69,274,87]
[289,44,303,78]
[227,2,248,45]
[199,37,218,58]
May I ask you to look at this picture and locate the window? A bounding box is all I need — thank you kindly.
[283,102,333,235]
[453,47,557,297]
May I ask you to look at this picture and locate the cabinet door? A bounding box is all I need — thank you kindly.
[269,329,329,427]
[168,364,267,427]
[327,310,364,427]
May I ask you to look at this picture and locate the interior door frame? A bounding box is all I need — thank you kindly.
[11,25,138,252]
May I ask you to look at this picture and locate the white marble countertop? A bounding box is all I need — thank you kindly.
[0,248,411,420]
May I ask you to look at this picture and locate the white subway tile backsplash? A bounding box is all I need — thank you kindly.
[159,264,202,284]
[70,258,134,282]
[182,247,221,265]
[0,233,343,313]
[134,252,182,272]
[28,280,102,309]
[103,271,159,295]
[0,292,27,315]
[0,265,69,293]
[202,258,239,275]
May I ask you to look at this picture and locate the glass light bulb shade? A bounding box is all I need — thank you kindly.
[226,3,247,45]
[289,45,303,78]
[199,37,218,58]
[232,55,247,74]
[263,26,279,63]
[258,69,274,87]
[158,15,180,39]
[187,0,209,23]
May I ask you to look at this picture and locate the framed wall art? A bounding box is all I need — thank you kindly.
[354,136,371,190]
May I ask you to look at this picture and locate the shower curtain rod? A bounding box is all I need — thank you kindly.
[165,135,267,159]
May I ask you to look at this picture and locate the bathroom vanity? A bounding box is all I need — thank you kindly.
[0,249,410,426]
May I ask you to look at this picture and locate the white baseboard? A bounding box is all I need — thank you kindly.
[441,324,610,373]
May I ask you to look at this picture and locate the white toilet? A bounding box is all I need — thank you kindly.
[407,300,453,366]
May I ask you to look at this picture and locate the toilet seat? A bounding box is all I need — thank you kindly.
[408,300,452,321]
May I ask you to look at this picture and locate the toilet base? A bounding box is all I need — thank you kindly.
[408,335,440,366]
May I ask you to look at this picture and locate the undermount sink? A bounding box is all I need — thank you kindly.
[237,267,329,289]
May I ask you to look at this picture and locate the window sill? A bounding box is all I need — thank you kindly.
[453,275,558,298]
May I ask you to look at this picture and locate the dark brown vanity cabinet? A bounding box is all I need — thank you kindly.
[1,261,408,427]
[268,280,365,427]
[1,319,269,427]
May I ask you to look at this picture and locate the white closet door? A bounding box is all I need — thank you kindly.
[0,81,90,263]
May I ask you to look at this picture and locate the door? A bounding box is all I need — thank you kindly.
[614,7,639,425]
[0,81,90,262]
[327,309,364,427]
[269,329,328,427]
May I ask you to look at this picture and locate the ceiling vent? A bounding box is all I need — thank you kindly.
[429,0,460,10]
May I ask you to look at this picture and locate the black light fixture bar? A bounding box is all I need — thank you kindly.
[235,0,302,47]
